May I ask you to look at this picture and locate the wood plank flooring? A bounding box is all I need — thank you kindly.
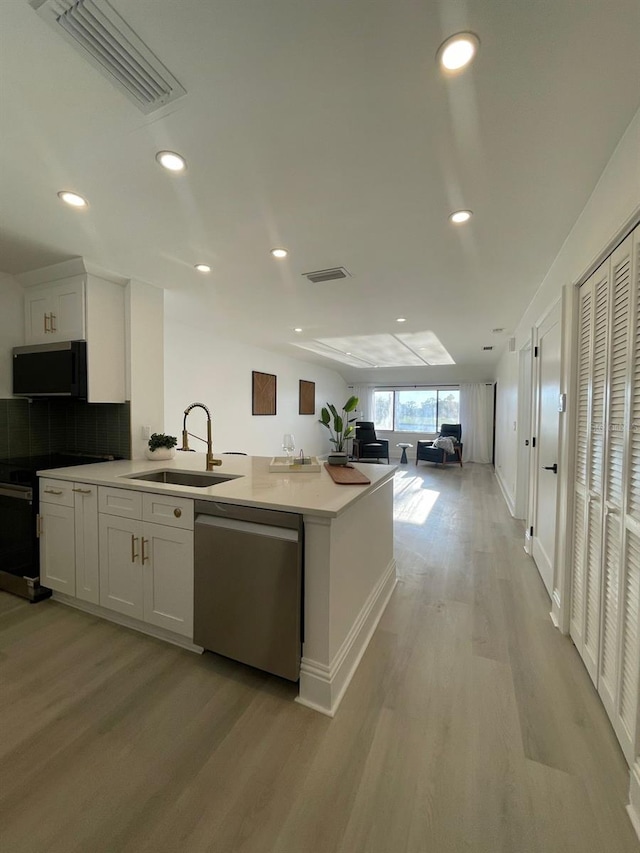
[1,463,638,852]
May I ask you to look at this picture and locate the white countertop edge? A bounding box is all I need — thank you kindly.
[37,454,397,518]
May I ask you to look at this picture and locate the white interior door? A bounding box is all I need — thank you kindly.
[532,305,562,597]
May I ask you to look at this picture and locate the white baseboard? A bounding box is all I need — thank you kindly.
[627,761,640,841]
[51,592,203,654]
[296,558,397,716]
[495,469,516,517]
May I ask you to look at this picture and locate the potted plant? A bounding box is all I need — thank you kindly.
[145,432,178,461]
[319,395,359,464]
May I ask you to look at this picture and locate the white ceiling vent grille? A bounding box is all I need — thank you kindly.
[30,0,186,114]
[303,267,351,284]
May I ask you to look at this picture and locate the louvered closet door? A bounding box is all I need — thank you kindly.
[571,259,610,682]
[613,225,640,765]
[599,233,633,729]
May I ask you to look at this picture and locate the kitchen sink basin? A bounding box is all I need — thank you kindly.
[125,470,242,488]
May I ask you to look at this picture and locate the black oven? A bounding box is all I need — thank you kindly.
[0,482,40,599]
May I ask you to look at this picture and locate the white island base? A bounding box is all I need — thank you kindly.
[298,475,396,716]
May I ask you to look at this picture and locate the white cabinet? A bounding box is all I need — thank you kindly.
[99,514,144,620]
[25,277,85,344]
[20,261,126,403]
[40,502,75,595]
[98,486,194,637]
[40,481,99,601]
[39,477,195,641]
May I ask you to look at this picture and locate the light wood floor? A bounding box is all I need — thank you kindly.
[1,463,638,853]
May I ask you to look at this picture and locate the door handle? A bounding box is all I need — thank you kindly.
[542,464,558,474]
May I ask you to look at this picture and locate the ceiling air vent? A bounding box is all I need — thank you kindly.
[482,346,494,351]
[30,0,186,114]
[303,267,351,284]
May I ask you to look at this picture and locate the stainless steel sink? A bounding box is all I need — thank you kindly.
[125,470,242,488]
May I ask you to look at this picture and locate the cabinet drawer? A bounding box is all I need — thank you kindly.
[142,493,194,530]
[40,478,74,507]
[99,486,143,520]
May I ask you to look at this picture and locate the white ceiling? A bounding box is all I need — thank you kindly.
[1,0,639,383]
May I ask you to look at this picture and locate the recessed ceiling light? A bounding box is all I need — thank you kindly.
[156,150,187,172]
[271,248,288,258]
[346,352,352,356]
[194,264,211,273]
[57,191,88,208]
[294,327,303,333]
[449,209,473,224]
[396,317,407,323]
[438,32,480,72]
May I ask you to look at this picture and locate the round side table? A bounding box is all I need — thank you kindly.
[397,443,413,464]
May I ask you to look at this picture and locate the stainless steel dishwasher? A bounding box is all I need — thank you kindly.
[194,501,303,681]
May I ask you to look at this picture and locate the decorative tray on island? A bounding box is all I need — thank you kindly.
[269,456,322,473]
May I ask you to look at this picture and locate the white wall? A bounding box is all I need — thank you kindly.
[494,351,520,512]
[0,272,24,397]
[164,316,349,458]
[127,280,164,459]
[494,107,640,511]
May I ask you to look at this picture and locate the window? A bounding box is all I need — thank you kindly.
[373,388,460,433]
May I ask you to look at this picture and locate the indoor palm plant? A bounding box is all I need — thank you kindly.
[319,395,359,462]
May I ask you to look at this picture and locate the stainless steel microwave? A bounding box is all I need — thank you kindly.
[13,341,88,398]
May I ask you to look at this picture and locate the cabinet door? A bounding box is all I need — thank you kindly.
[74,484,99,605]
[25,291,52,344]
[49,279,85,341]
[99,515,143,619]
[142,522,193,637]
[24,278,85,344]
[40,503,75,595]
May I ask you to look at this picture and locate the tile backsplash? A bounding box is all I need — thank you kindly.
[0,398,131,460]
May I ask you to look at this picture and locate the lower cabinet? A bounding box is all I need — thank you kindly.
[40,502,75,595]
[98,515,194,637]
[40,480,195,641]
[40,480,98,601]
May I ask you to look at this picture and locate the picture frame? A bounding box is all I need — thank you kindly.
[252,371,277,415]
[299,379,315,415]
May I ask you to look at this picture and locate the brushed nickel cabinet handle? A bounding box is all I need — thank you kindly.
[44,313,51,333]
[141,537,149,564]
[50,313,57,332]
[174,508,182,518]
[36,514,42,538]
[44,488,63,495]
[131,535,139,563]
[72,488,92,494]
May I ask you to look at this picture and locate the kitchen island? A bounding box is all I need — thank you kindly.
[38,453,397,716]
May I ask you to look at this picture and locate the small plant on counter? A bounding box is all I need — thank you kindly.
[318,395,359,452]
[148,433,177,451]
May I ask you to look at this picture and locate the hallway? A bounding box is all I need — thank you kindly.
[0,464,637,852]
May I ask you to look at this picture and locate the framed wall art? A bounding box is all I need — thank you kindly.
[252,371,277,415]
[299,379,315,415]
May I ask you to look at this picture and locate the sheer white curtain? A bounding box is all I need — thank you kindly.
[460,383,494,463]
[350,385,373,422]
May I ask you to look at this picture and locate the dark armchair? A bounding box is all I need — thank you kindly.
[353,421,390,463]
[416,423,463,467]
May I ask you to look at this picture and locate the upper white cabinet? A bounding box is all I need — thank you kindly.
[18,259,127,403]
[25,276,85,343]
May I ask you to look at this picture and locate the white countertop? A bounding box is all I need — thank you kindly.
[37,453,396,518]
